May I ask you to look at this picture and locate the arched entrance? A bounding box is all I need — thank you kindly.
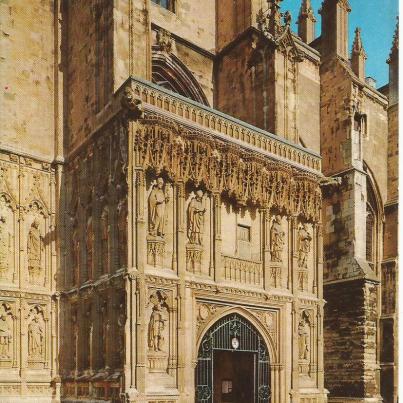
[195,313,271,403]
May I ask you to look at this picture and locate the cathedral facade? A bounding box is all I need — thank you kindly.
[0,1,398,403]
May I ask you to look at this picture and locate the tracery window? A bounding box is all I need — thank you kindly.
[152,0,175,13]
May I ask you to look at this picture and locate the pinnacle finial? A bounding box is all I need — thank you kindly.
[299,0,316,21]
[388,17,399,62]
[352,27,366,57]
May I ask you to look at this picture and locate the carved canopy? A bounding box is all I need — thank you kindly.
[134,114,322,222]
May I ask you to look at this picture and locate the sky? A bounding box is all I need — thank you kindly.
[281,0,399,87]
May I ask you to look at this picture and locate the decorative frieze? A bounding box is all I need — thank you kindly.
[135,115,322,223]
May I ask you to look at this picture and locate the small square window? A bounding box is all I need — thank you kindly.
[237,225,251,242]
[151,0,175,13]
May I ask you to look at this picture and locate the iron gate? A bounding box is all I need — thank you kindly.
[195,313,271,402]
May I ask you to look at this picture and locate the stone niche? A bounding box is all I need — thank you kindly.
[296,222,314,293]
[185,187,211,275]
[221,199,263,287]
[146,287,177,392]
[146,176,174,270]
[268,213,289,289]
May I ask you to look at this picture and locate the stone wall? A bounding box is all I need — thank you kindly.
[324,279,379,399]
[0,0,56,160]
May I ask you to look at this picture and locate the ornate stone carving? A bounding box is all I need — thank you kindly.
[0,303,13,361]
[28,306,45,362]
[147,290,169,374]
[135,117,322,222]
[148,177,170,238]
[269,266,281,288]
[187,190,207,245]
[27,219,44,285]
[298,224,312,269]
[0,215,11,279]
[156,28,173,53]
[147,290,168,352]
[147,239,165,267]
[270,215,285,262]
[121,87,143,119]
[298,310,311,375]
[186,244,203,273]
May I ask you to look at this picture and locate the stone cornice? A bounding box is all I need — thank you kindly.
[123,77,322,171]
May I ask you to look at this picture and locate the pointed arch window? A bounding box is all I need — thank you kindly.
[152,52,209,106]
[366,177,378,268]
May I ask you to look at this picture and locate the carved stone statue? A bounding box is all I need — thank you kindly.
[27,219,44,284]
[28,313,44,359]
[187,190,206,245]
[298,224,312,268]
[0,215,11,277]
[148,291,168,352]
[148,178,169,237]
[0,305,12,358]
[298,314,310,361]
[270,215,285,262]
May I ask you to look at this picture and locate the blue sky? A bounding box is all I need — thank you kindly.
[281,0,399,87]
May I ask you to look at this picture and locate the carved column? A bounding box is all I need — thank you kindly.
[134,168,147,394]
[212,192,222,282]
[312,223,317,294]
[262,209,271,290]
[177,181,186,276]
[270,363,282,403]
[290,302,300,402]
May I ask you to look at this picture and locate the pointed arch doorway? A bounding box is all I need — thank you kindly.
[195,313,271,403]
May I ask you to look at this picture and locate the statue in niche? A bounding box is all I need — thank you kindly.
[270,215,285,262]
[117,199,127,268]
[187,190,207,245]
[100,210,109,274]
[86,217,94,279]
[148,290,168,352]
[28,311,44,359]
[148,178,170,238]
[298,313,310,361]
[27,219,44,284]
[0,305,12,358]
[298,224,312,268]
[0,215,11,277]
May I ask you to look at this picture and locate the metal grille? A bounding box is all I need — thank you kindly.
[196,314,271,402]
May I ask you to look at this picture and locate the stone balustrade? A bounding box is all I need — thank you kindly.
[223,255,263,287]
[121,77,322,174]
